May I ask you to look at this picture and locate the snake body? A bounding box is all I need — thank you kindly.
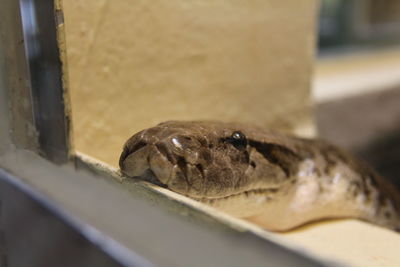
[119,121,400,232]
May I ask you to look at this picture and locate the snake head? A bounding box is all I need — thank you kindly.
[119,121,285,199]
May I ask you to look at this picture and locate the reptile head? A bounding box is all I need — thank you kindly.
[119,121,289,199]
[120,121,400,232]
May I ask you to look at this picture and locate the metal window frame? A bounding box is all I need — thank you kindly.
[18,0,71,164]
[0,0,339,266]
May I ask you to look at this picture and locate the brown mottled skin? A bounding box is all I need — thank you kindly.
[119,121,400,232]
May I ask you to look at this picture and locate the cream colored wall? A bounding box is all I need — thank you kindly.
[62,0,317,167]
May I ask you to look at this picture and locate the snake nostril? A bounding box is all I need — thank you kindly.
[195,164,205,178]
[156,143,176,164]
[177,156,187,176]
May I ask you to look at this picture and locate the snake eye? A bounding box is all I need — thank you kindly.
[229,131,247,151]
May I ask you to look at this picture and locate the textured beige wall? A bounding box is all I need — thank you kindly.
[62,0,317,167]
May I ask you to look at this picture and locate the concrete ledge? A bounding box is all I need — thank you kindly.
[0,148,334,267]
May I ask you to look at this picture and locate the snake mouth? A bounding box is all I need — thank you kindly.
[121,144,268,199]
[120,135,272,200]
[188,187,280,202]
[135,169,169,188]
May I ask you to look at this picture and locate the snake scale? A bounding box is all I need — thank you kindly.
[119,121,400,232]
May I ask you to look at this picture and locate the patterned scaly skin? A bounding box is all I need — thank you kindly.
[119,121,400,232]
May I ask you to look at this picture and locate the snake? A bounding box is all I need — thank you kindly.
[119,121,400,232]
